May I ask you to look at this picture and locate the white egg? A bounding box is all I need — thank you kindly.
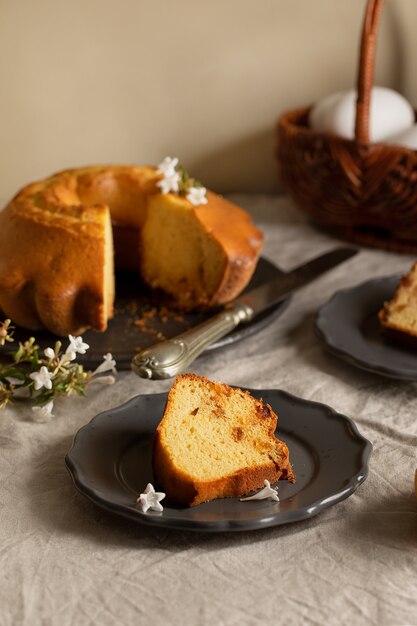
[385,124,417,150]
[309,86,415,142]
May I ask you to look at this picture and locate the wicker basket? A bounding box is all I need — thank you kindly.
[276,0,417,253]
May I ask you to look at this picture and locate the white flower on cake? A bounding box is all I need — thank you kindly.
[136,483,166,513]
[157,172,180,194]
[44,347,57,360]
[186,186,208,206]
[60,350,76,365]
[32,400,54,423]
[67,335,89,355]
[157,156,179,177]
[29,366,55,391]
[156,156,208,207]
[240,479,280,502]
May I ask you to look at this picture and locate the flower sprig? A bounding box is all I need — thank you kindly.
[156,157,208,206]
[0,319,117,422]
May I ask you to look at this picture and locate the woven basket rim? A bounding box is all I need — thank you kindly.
[277,105,417,155]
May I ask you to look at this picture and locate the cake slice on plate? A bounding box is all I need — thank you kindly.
[379,262,417,343]
[153,373,295,506]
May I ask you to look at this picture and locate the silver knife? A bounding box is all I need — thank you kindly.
[131,247,357,379]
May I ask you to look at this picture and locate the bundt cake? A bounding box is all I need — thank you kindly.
[379,262,417,343]
[153,373,295,507]
[0,163,263,336]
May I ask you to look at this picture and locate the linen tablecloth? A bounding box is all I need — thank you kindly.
[1,194,416,626]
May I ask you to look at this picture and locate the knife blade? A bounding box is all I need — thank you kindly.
[233,246,357,314]
[131,246,357,380]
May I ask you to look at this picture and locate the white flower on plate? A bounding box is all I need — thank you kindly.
[156,172,180,194]
[186,186,208,207]
[156,156,179,177]
[240,479,280,502]
[29,366,55,391]
[32,400,54,423]
[93,353,117,376]
[67,335,89,356]
[136,483,166,513]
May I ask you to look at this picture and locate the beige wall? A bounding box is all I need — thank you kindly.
[0,0,415,202]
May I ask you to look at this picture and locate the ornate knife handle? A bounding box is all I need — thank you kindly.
[131,303,253,380]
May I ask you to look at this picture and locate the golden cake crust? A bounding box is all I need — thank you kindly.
[193,192,263,306]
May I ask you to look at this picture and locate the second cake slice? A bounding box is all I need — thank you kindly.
[153,373,295,506]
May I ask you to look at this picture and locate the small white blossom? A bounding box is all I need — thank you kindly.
[0,320,12,346]
[156,172,180,194]
[240,480,280,502]
[93,353,117,376]
[186,186,208,206]
[67,335,89,355]
[90,375,115,385]
[156,156,179,177]
[44,347,56,360]
[29,366,54,391]
[32,401,54,423]
[136,483,166,513]
[61,350,76,364]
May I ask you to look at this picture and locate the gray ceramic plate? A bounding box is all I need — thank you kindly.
[4,257,290,370]
[316,275,417,380]
[65,388,371,532]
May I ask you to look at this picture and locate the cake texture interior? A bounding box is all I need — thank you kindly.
[379,262,417,340]
[0,165,263,336]
[153,373,295,506]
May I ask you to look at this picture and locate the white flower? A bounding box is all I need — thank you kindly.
[186,186,208,206]
[0,319,12,346]
[67,335,89,355]
[93,353,117,376]
[156,172,180,194]
[32,401,54,423]
[44,347,56,360]
[60,350,76,364]
[29,366,54,391]
[156,156,179,177]
[136,483,166,513]
[240,480,280,502]
[90,375,115,385]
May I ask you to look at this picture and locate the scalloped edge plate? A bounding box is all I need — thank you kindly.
[65,388,371,532]
[316,275,417,380]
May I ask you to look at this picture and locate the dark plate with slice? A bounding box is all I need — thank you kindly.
[3,257,290,370]
[65,388,371,532]
[316,274,417,380]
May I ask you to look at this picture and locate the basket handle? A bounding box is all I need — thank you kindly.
[355,0,385,143]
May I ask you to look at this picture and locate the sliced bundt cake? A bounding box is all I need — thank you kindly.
[0,164,263,335]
